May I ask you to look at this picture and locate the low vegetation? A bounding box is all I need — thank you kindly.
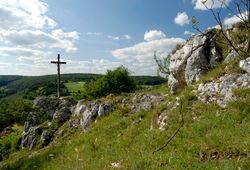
[0,99,33,132]
[0,73,165,102]
[0,86,249,169]
[81,66,136,100]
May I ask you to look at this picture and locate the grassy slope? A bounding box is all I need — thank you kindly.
[64,82,86,93]
[1,86,249,170]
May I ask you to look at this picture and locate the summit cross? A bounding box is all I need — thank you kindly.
[50,54,66,98]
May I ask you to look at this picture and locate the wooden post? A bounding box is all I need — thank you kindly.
[50,54,66,98]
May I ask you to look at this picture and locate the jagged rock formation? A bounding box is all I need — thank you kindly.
[72,99,113,131]
[240,57,250,73]
[21,97,75,149]
[21,92,166,149]
[121,93,165,114]
[168,30,222,93]
[197,57,250,107]
[167,25,249,107]
[72,93,165,132]
[33,97,58,116]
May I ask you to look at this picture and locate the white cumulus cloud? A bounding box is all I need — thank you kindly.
[192,0,231,10]
[112,37,185,62]
[184,31,195,36]
[124,35,132,40]
[224,11,248,27]
[0,0,80,74]
[144,30,166,41]
[174,12,189,26]
[0,29,80,52]
[87,32,103,36]
[107,35,120,41]
[111,30,185,75]
[0,0,57,30]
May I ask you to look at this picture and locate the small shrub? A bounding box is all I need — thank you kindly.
[0,131,21,159]
[0,99,33,131]
[47,121,59,134]
[82,66,136,100]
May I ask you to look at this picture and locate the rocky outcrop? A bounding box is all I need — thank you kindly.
[53,107,72,123]
[239,57,250,73]
[21,126,42,149]
[225,50,238,63]
[73,99,113,131]
[33,97,58,116]
[197,73,250,107]
[41,130,51,144]
[168,30,222,93]
[71,93,166,131]
[21,97,75,149]
[73,99,86,117]
[158,112,168,131]
[121,93,165,114]
[197,57,250,107]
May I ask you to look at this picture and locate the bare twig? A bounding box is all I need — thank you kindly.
[205,0,248,57]
[154,51,170,77]
[153,100,184,154]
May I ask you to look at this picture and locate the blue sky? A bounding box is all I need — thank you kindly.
[0,0,241,75]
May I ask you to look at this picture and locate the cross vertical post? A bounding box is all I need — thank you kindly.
[50,54,66,98]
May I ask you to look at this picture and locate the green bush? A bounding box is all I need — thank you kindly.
[24,82,70,100]
[83,66,136,100]
[0,131,21,159]
[0,99,33,131]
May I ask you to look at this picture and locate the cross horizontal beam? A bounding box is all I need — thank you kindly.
[50,61,66,64]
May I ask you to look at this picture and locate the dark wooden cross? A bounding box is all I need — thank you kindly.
[50,54,66,98]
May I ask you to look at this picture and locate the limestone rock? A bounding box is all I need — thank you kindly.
[68,119,80,128]
[59,97,76,108]
[185,46,209,84]
[121,93,165,114]
[21,126,42,150]
[33,97,58,116]
[167,74,179,93]
[197,73,250,107]
[239,57,250,73]
[21,97,76,149]
[225,50,238,63]
[80,99,113,131]
[53,107,72,123]
[98,101,113,117]
[41,130,51,144]
[158,112,168,131]
[168,30,222,93]
[80,109,94,131]
[74,99,87,117]
[25,111,42,127]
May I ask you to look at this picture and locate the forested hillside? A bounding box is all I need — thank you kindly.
[0,74,166,101]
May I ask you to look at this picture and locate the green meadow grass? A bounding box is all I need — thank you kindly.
[64,81,86,93]
[1,86,249,170]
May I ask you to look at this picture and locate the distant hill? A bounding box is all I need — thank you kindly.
[0,74,166,100]
[0,75,23,87]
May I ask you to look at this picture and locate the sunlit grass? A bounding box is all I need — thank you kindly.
[1,87,249,170]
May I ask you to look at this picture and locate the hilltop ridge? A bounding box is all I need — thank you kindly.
[0,23,250,169]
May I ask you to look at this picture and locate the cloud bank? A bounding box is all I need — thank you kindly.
[192,0,231,10]
[0,0,80,75]
[111,30,185,75]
